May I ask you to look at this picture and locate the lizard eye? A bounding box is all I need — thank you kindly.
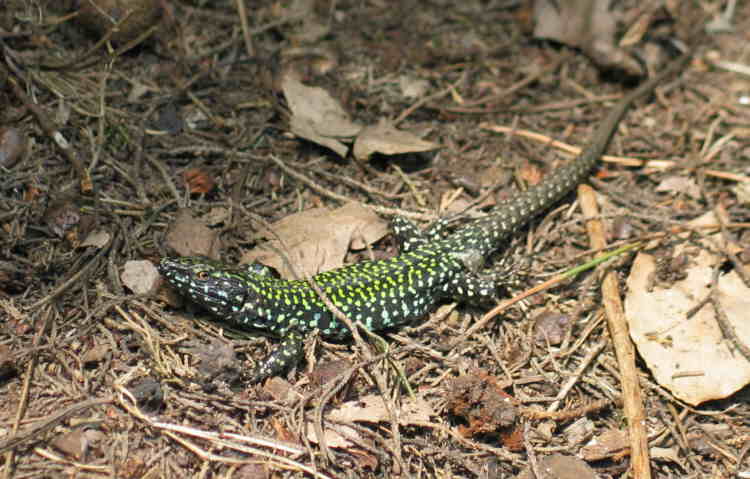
[196,271,210,281]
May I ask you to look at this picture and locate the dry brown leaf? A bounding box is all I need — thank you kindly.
[0,344,16,381]
[80,230,111,249]
[625,211,750,405]
[44,197,80,239]
[533,0,642,75]
[204,207,230,226]
[263,377,302,402]
[533,310,571,346]
[517,453,598,479]
[282,73,362,158]
[288,115,349,157]
[165,209,220,258]
[327,394,434,425]
[732,181,750,203]
[304,394,433,450]
[304,421,364,449]
[0,127,26,168]
[399,75,430,98]
[75,0,163,44]
[579,428,629,461]
[288,17,330,44]
[121,260,161,295]
[82,343,110,365]
[563,417,595,447]
[51,429,88,460]
[655,176,701,199]
[353,118,440,161]
[241,203,388,278]
[273,0,330,44]
[650,446,682,464]
[183,168,215,194]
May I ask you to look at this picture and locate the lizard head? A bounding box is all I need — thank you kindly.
[158,256,252,317]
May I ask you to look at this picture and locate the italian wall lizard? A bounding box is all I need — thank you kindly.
[158,54,689,383]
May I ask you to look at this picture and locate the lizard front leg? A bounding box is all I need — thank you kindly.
[246,331,304,383]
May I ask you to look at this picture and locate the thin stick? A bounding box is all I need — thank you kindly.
[480,124,749,184]
[0,396,114,454]
[269,155,436,221]
[579,183,651,478]
[234,0,255,58]
[28,237,112,310]
[5,73,91,192]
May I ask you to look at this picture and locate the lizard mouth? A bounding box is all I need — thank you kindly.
[158,257,247,317]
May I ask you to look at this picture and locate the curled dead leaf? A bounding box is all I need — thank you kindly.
[0,127,26,168]
[282,73,362,157]
[533,0,643,75]
[75,0,163,44]
[183,168,216,194]
[241,203,388,278]
[353,119,440,161]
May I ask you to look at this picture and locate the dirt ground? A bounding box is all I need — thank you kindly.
[1,1,749,477]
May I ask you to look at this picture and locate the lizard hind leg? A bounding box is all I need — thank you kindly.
[442,272,498,302]
[448,248,485,274]
[444,249,504,302]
